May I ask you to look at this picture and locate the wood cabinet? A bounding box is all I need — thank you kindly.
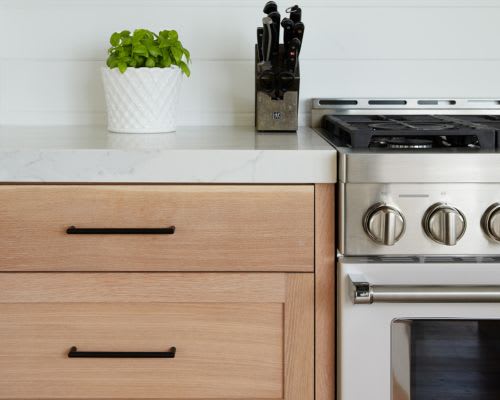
[0,273,313,400]
[0,185,313,272]
[0,184,334,400]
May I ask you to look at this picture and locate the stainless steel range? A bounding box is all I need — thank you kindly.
[312,99,500,400]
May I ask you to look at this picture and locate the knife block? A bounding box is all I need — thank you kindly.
[255,44,300,132]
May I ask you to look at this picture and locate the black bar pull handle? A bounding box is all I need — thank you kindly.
[66,226,176,235]
[68,346,176,358]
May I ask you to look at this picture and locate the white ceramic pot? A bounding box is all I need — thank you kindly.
[101,67,183,133]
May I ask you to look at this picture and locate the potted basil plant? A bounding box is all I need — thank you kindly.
[102,29,191,133]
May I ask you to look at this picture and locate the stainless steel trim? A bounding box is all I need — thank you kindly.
[341,183,500,256]
[313,98,500,110]
[422,202,466,246]
[348,274,372,304]
[363,203,406,246]
[482,203,500,243]
[335,152,500,184]
[338,183,346,255]
[391,320,412,400]
[349,274,500,304]
[311,98,500,128]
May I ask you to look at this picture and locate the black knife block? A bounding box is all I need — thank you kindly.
[255,44,300,132]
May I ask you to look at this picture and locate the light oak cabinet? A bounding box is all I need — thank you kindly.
[0,185,313,272]
[0,273,313,400]
[0,184,334,400]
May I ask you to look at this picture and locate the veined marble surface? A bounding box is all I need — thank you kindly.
[0,125,336,183]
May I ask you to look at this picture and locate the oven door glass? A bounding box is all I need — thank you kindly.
[392,319,500,400]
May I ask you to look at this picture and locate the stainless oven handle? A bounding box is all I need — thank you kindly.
[349,274,500,304]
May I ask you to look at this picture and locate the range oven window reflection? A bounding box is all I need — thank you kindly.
[392,319,500,400]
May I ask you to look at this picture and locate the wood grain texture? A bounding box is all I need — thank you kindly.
[0,272,315,400]
[0,273,286,303]
[285,274,315,400]
[0,185,314,272]
[0,303,283,399]
[314,184,335,400]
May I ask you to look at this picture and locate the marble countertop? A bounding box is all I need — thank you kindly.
[0,125,336,183]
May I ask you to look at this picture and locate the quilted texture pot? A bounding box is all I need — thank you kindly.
[102,67,183,133]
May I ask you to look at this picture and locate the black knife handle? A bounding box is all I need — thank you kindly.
[277,71,295,96]
[287,5,302,23]
[281,18,295,49]
[68,346,177,358]
[268,11,281,57]
[286,38,301,73]
[263,0,278,14]
[293,22,305,45]
[66,226,176,235]
[268,10,281,26]
[258,69,276,94]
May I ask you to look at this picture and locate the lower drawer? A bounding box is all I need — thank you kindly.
[0,273,313,400]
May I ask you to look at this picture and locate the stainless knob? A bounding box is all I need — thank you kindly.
[482,203,500,243]
[423,203,466,246]
[363,203,405,246]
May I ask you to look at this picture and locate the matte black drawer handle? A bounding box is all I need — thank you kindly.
[68,346,176,358]
[66,226,176,235]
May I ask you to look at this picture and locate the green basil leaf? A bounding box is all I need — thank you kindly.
[132,44,148,56]
[148,44,161,57]
[159,30,170,39]
[179,61,190,77]
[170,46,182,64]
[118,63,128,73]
[106,55,119,68]
[182,47,191,62]
[134,55,146,68]
[110,32,121,46]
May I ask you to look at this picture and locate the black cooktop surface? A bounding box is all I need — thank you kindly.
[322,115,498,150]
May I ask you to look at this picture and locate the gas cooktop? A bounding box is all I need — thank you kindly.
[322,114,497,149]
[312,98,500,151]
[312,98,500,183]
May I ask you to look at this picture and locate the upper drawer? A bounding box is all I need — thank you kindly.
[0,185,313,271]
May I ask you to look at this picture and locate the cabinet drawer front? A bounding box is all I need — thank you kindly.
[0,273,313,400]
[0,185,313,271]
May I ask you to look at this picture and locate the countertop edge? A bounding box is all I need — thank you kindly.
[0,148,337,184]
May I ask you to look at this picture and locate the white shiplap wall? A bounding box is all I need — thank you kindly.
[1,0,500,126]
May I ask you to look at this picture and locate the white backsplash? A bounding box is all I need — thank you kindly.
[1,0,500,126]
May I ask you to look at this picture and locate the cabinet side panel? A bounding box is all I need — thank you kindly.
[315,184,335,400]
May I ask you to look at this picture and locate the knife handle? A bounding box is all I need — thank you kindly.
[263,1,278,14]
[287,5,302,23]
[268,10,281,26]
[286,38,301,73]
[262,17,273,62]
[293,22,305,45]
[257,27,264,62]
[277,71,295,98]
[268,11,281,57]
[282,18,295,49]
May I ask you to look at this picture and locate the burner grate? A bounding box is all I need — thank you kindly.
[322,114,496,149]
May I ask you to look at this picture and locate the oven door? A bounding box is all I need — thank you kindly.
[338,257,500,400]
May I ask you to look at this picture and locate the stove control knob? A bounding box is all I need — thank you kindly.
[423,203,466,246]
[482,203,500,243]
[363,203,405,246]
